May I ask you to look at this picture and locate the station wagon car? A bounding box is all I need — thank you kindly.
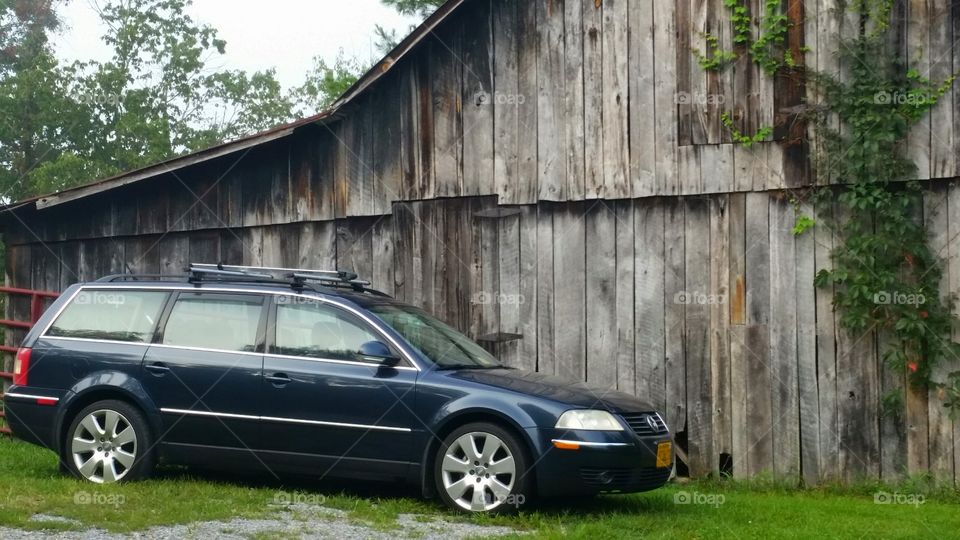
[3,264,673,513]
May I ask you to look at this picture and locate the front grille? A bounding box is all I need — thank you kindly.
[620,412,669,437]
[580,466,671,491]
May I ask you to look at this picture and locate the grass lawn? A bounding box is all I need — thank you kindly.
[0,435,957,539]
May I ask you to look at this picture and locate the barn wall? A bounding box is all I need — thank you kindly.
[7,188,960,484]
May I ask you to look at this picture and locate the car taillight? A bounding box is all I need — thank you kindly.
[12,347,31,386]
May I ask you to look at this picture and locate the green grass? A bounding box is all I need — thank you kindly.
[0,436,957,538]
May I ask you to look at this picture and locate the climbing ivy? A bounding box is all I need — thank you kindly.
[808,6,960,416]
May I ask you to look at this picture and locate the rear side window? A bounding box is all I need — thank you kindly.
[162,294,263,352]
[274,301,381,362]
[47,290,168,343]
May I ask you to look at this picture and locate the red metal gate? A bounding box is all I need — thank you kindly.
[0,286,60,435]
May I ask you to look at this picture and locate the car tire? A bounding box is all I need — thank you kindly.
[63,399,156,484]
[434,422,532,513]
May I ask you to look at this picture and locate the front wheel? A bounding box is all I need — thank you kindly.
[64,400,155,484]
[434,422,532,513]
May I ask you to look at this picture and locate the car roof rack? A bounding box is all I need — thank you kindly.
[187,263,390,296]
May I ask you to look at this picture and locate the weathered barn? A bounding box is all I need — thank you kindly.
[2,0,959,485]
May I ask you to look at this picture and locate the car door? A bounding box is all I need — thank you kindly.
[141,291,266,460]
[259,296,418,479]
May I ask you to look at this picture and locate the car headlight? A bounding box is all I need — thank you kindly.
[555,410,624,431]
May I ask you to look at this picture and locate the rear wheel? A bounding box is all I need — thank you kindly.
[434,422,532,513]
[64,400,155,484]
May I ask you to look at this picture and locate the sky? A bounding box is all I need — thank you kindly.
[51,0,422,91]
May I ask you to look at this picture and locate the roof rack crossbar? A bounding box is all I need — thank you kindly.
[186,263,384,296]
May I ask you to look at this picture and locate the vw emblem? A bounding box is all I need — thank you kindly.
[644,415,658,431]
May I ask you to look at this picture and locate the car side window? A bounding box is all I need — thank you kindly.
[161,293,264,353]
[274,300,383,363]
[47,289,168,343]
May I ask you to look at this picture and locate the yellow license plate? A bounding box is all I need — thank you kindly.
[656,441,672,468]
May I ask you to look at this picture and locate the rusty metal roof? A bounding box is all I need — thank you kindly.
[8,0,466,213]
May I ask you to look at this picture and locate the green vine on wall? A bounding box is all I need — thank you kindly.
[693,0,791,146]
[808,5,960,416]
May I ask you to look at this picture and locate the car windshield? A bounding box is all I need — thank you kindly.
[369,304,501,369]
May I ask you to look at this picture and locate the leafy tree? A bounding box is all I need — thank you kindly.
[374,0,443,54]
[292,50,364,116]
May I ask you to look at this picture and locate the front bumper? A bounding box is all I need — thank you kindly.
[526,427,673,496]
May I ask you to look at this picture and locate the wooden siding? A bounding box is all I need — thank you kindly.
[7,188,960,484]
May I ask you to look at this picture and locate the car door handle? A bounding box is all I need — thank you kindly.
[145,362,170,375]
[265,373,291,385]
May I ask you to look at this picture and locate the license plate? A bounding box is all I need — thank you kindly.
[656,441,672,468]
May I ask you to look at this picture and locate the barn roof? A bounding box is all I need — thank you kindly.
[5,0,466,213]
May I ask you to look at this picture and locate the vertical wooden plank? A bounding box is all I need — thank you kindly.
[744,192,773,476]
[461,1,495,197]
[635,200,666,410]
[675,0,693,146]
[815,199,839,481]
[123,237,160,276]
[371,217,395,297]
[678,145,701,195]
[563,0,585,201]
[188,231,220,266]
[536,204,555,374]
[928,186,955,481]
[769,196,800,477]
[907,0,931,180]
[553,203,586,381]
[583,0,603,199]
[371,79,403,215]
[663,199,687,434]
[930,0,955,179]
[493,0,520,204]
[159,235,189,276]
[432,25,463,198]
[392,203,416,303]
[879,330,907,482]
[727,193,749,477]
[796,199,820,484]
[709,195,732,469]
[733,144,764,193]
[586,203,617,387]
[297,221,337,271]
[515,0,539,205]
[475,200,501,346]
[259,225,299,268]
[602,0,630,198]
[219,229,244,266]
[684,197,713,476]
[700,144,734,194]
[615,201,636,394]
[518,206,539,372]
[400,55,424,202]
[653,0,678,195]
[497,210,522,366]
[537,0,566,201]
[628,0,656,196]
[336,217,376,285]
[687,0,711,143]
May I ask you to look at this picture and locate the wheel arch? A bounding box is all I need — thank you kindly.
[55,374,162,457]
[419,408,538,499]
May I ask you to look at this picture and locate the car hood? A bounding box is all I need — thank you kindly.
[446,368,657,413]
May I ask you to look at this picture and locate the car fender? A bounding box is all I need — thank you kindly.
[54,371,162,454]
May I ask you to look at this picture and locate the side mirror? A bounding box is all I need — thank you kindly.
[358,340,400,366]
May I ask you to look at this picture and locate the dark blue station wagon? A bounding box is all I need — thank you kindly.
[3,264,672,513]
